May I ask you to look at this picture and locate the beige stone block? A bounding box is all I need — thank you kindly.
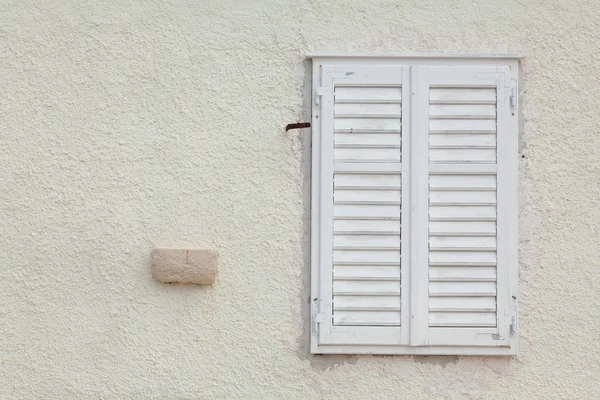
[151,248,218,285]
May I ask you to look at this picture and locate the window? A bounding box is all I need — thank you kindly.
[310,54,519,355]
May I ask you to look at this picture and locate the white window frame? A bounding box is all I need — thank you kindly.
[310,54,521,355]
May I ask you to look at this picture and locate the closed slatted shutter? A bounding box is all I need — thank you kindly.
[311,56,519,355]
[412,65,517,348]
[314,65,409,346]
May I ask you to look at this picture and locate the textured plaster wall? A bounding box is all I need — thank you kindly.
[1,0,599,399]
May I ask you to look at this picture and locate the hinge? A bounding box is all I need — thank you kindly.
[509,305,518,338]
[509,79,517,116]
[315,86,327,106]
[311,298,326,336]
[509,315,516,338]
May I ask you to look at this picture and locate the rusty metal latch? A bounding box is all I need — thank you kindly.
[285,122,311,131]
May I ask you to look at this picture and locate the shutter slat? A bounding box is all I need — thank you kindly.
[430,247,496,252]
[335,103,401,116]
[333,163,402,173]
[431,133,496,147]
[430,190,497,204]
[334,266,401,279]
[335,144,402,149]
[335,118,401,131]
[335,186,401,190]
[430,149,496,163]
[334,204,401,219]
[335,86,402,101]
[335,173,401,186]
[430,296,496,312]
[430,205,496,220]
[430,174,496,188]
[334,249,400,264]
[334,246,401,251]
[429,251,496,264]
[430,220,496,234]
[335,189,400,203]
[429,281,496,295]
[336,133,401,146]
[335,114,403,119]
[335,99,402,104]
[430,118,496,132]
[334,280,401,294]
[429,87,496,103]
[334,129,401,134]
[334,311,401,326]
[430,236,496,248]
[334,234,400,247]
[334,148,402,163]
[429,262,497,267]
[334,295,401,310]
[335,276,402,281]
[334,262,401,267]
[429,265,496,280]
[429,312,496,327]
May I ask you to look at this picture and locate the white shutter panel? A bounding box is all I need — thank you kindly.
[412,66,518,349]
[312,64,410,349]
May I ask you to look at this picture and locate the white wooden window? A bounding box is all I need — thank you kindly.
[310,54,520,355]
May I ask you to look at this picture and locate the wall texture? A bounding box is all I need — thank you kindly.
[1,0,599,399]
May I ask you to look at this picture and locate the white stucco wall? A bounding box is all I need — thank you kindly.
[1,0,599,398]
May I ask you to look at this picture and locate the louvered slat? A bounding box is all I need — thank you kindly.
[332,85,402,327]
[428,87,498,328]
